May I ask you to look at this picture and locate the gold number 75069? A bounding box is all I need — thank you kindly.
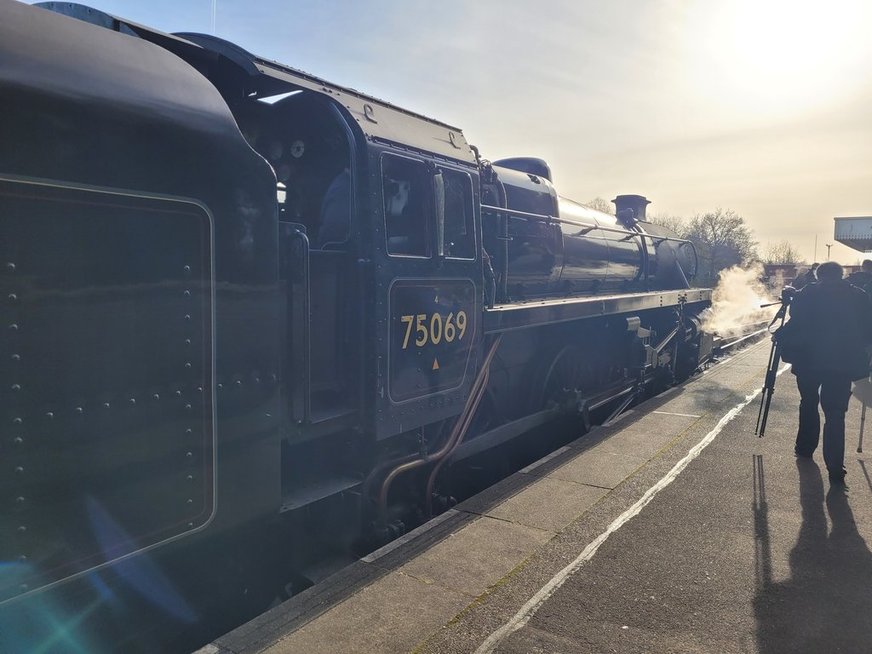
[401,310,467,349]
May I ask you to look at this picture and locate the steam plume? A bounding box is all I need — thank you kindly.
[700,264,776,338]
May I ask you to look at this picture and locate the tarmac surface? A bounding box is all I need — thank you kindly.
[205,341,872,654]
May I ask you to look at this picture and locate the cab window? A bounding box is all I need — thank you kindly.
[383,154,432,257]
[442,168,475,259]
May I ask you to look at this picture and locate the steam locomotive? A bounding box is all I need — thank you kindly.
[0,2,713,651]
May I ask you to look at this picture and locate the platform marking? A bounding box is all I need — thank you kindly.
[474,365,789,654]
[652,411,702,418]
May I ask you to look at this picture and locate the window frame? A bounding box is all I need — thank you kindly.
[438,165,477,261]
[381,151,434,259]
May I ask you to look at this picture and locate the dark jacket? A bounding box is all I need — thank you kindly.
[792,269,817,289]
[787,280,872,379]
[847,270,872,296]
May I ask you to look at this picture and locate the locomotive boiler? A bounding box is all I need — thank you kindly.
[0,2,713,652]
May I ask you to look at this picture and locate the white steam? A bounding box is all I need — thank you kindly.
[700,264,776,338]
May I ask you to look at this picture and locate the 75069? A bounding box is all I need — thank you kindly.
[400,310,468,349]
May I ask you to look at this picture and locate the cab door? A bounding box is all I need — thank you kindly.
[370,150,482,439]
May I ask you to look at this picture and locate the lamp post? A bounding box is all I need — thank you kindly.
[826,243,832,260]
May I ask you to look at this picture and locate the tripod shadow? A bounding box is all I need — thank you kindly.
[754,457,872,653]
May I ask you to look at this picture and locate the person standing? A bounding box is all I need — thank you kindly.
[847,259,872,296]
[788,262,872,483]
[792,262,819,289]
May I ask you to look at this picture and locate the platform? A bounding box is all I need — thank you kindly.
[202,341,872,653]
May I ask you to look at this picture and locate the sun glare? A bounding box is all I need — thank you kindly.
[697,0,871,116]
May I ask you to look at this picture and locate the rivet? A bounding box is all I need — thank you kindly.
[6,262,15,272]
[185,338,192,346]
[9,323,18,331]
[196,386,203,393]
[235,379,242,387]
[14,466,24,474]
[129,398,136,405]
[19,584,28,592]
[153,393,160,401]
[217,383,224,391]
[15,496,25,505]
[265,413,272,419]
[175,390,182,397]
[183,290,191,297]
[184,314,191,321]
[17,525,26,533]
[8,293,17,302]
[188,522,194,528]
[183,265,191,274]
[185,428,193,435]
[11,383,21,392]
[11,353,20,361]
[254,377,261,384]
[103,402,111,409]
[12,417,22,424]
[17,554,27,563]
[186,451,193,458]
[13,437,23,445]
[185,362,192,369]
[185,403,192,411]
[75,407,83,414]
[187,474,194,481]
[45,412,53,419]
[186,498,193,504]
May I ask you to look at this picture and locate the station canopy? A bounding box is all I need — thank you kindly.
[834,216,872,252]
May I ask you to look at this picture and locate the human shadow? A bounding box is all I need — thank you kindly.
[754,457,872,653]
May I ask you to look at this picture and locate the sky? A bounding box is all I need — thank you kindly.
[45,0,872,264]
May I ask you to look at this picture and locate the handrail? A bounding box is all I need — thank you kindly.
[287,227,311,423]
[480,203,692,247]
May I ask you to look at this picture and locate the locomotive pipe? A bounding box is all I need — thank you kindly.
[423,359,494,518]
[376,335,502,524]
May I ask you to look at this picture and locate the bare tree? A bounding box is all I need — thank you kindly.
[648,212,687,237]
[585,197,615,215]
[683,209,758,286]
[763,240,802,264]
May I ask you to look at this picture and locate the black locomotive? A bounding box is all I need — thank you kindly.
[0,2,713,652]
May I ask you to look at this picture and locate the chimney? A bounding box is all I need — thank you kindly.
[612,194,651,223]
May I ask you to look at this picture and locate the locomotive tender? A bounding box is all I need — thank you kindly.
[0,1,713,651]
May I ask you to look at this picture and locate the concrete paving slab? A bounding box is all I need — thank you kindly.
[261,570,468,654]
[593,413,698,459]
[547,449,646,489]
[485,476,608,533]
[398,516,552,598]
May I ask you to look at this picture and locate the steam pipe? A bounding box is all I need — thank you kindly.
[423,362,493,517]
[376,335,503,524]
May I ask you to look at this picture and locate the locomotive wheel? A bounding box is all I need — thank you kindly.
[533,345,588,413]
